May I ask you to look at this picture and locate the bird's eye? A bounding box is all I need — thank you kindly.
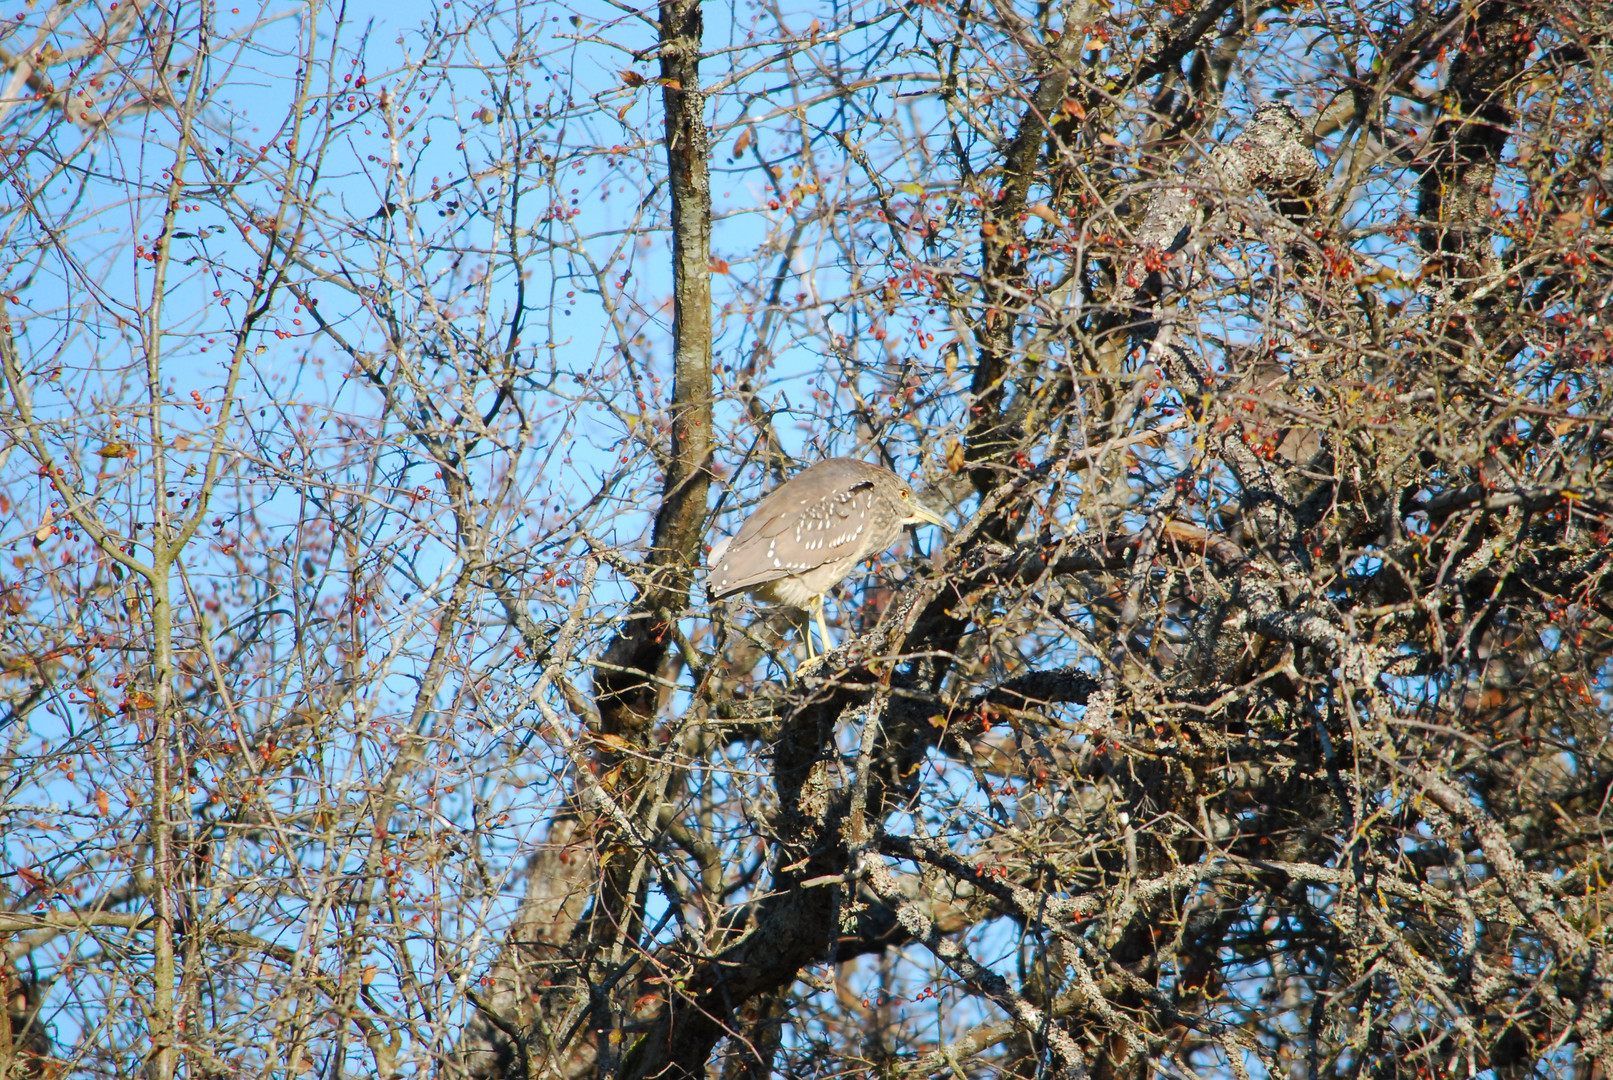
[899,489,910,499]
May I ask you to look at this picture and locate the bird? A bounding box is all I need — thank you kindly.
[706,457,948,663]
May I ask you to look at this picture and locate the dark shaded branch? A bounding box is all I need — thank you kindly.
[1416,0,1532,282]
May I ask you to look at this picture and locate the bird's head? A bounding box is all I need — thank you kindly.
[893,485,949,531]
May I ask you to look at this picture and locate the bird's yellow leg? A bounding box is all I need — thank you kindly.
[794,599,831,677]
[814,597,834,658]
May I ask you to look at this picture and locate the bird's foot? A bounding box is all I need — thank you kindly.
[793,654,828,679]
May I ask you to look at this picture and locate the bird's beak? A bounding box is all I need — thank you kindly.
[907,502,951,531]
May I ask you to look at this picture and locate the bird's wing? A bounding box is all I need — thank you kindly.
[775,480,878,553]
[707,464,889,599]
[707,482,880,598]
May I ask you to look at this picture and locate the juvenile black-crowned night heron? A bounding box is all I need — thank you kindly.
[706,457,948,660]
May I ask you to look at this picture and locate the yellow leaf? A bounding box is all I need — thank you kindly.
[1027,204,1060,226]
[97,442,134,458]
[1059,97,1086,119]
[895,182,925,196]
[621,70,646,88]
[732,126,753,156]
[945,438,966,474]
[362,964,377,985]
[1098,133,1123,148]
[591,731,636,754]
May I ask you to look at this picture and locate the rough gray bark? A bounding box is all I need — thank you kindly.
[455,816,596,1079]
[1123,101,1320,302]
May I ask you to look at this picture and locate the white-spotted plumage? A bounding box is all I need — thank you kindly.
[705,457,948,660]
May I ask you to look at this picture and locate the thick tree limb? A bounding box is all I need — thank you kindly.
[594,0,715,737]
